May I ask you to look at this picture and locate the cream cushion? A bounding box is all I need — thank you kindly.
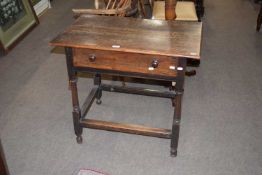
[152,1,198,21]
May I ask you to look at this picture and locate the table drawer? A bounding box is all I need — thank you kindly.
[73,48,179,77]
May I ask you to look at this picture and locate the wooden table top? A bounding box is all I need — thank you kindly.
[50,15,202,59]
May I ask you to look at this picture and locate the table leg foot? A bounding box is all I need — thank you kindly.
[171,99,175,107]
[76,136,83,144]
[96,99,102,105]
[170,148,177,157]
[257,26,261,32]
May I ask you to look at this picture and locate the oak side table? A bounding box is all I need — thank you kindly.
[50,15,202,156]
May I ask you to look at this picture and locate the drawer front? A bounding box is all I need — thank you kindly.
[73,48,178,78]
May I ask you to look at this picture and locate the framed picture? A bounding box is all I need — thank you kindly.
[0,0,39,55]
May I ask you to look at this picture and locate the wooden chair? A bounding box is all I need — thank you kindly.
[257,4,262,32]
[151,0,203,21]
[73,0,137,17]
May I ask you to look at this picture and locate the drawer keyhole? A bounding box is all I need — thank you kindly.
[89,54,96,62]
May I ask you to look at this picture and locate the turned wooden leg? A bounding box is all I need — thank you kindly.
[65,47,83,143]
[170,58,186,157]
[170,91,183,157]
[70,79,83,143]
[94,74,102,105]
[138,0,147,17]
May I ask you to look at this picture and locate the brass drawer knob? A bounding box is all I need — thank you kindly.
[89,54,96,62]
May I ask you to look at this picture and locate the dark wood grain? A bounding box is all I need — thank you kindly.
[101,84,176,98]
[73,48,178,78]
[50,15,202,59]
[51,14,202,157]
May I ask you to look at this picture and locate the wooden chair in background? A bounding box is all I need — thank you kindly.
[73,0,138,17]
[72,0,200,78]
[73,0,143,86]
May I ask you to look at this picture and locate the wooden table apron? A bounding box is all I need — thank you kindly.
[50,15,202,157]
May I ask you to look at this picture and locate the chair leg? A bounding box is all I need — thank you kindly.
[138,0,147,17]
[185,59,200,77]
[187,59,200,67]
[196,0,204,21]
[185,70,196,76]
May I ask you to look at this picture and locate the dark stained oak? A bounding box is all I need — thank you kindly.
[80,119,172,138]
[73,48,178,78]
[50,15,202,59]
[100,84,177,98]
[49,15,202,157]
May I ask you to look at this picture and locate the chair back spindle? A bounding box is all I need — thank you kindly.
[73,0,132,17]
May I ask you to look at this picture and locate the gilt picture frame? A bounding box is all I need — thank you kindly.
[0,0,39,55]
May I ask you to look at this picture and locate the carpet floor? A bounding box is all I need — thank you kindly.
[0,0,262,175]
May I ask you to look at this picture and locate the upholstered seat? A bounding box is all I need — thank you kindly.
[152,1,198,21]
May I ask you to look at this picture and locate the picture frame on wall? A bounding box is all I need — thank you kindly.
[0,0,39,55]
